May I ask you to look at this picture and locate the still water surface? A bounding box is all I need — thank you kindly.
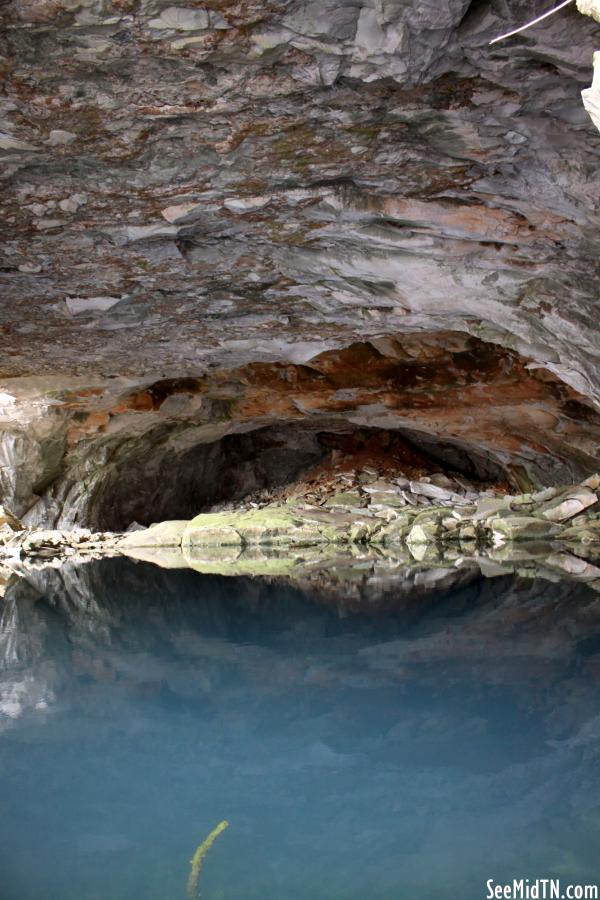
[1,559,600,899]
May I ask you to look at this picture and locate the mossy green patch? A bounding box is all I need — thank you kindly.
[182,505,351,549]
[323,490,363,508]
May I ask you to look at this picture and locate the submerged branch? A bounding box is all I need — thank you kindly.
[187,821,229,899]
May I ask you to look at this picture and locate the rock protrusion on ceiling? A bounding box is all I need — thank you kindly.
[0,1,599,524]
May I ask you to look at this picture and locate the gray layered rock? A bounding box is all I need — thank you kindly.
[0,1,599,524]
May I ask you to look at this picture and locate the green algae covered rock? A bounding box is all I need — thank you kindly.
[108,477,600,562]
[538,487,598,523]
[118,520,189,548]
[459,522,478,545]
[440,515,461,535]
[561,520,600,544]
[406,522,438,547]
[182,516,245,548]
[404,508,450,546]
[323,490,364,509]
[491,516,560,542]
[370,510,416,546]
[472,497,512,521]
[182,505,353,549]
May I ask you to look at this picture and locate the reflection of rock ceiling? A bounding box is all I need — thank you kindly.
[2,558,600,733]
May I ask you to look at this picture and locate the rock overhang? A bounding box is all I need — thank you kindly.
[0,333,599,527]
[0,0,600,523]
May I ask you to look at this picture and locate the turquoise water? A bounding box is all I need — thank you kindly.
[1,559,600,899]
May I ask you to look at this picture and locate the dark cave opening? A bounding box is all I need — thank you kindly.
[89,422,509,532]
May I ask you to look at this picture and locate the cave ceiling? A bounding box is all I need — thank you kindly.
[0,0,600,519]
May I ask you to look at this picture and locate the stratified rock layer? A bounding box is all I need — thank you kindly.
[0,1,599,522]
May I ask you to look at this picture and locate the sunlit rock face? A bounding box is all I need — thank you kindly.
[0,1,599,524]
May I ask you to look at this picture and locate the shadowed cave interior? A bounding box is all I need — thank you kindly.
[13,333,600,532]
[89,423,510,532]
[73,333,600,532]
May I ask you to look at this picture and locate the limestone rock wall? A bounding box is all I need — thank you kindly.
[0,335,596,529]
[0,1,599,522]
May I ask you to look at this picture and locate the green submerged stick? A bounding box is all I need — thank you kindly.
[187,820,229,898]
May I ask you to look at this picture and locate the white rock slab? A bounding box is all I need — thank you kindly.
[65,296,122,315]
[148,7,209,31]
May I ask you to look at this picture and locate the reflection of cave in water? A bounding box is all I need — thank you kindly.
[1,559,600,899]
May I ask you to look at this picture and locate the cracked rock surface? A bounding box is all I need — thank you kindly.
[0,1,599,523]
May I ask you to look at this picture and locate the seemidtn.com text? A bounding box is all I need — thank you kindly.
[486,880,599,900]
